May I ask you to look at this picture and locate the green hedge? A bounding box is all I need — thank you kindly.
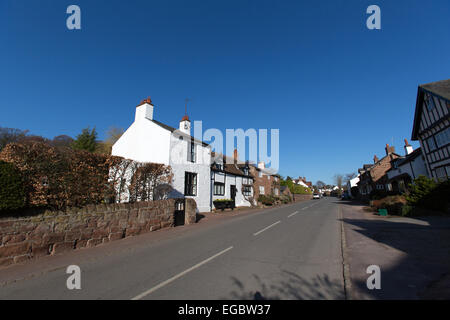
[406,175,450,213]
[0,160,25,211]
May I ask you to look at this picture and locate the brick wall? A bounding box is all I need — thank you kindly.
[0,199,196,267]
[293,194,313,202]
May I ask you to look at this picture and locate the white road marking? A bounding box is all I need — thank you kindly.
[253,220,281,236]
[288,211,299,218]
[131,246,234,300]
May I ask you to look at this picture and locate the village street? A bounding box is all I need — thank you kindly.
[0,199,346,300]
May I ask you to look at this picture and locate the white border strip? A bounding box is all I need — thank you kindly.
[131,246,234,300]
[253,220,281,236]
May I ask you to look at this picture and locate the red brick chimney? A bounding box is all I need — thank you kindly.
[385,144,395,155]
[374,155,379,163]
[233,149,238,164]
[404,138,413,155]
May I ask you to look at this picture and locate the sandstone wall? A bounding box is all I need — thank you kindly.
[0,199,196,267]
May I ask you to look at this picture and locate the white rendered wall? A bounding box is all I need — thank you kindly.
[169,134,211,213]
[112,118,171,164]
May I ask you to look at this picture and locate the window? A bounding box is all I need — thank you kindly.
[243,185,252,196]
[188,141,196,163]
[435,127,450,148]
[259,186,265,194]
[427,136,437,151]
[376,184,384,190]
[214,182,225,196]
[274,188,279,196]
[258,171,262,178]
[243,167,249,175]
[435,167,448,181]
[184,172,197,196]
[213,162,223,170]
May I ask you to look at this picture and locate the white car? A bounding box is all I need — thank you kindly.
[313,193,320,199]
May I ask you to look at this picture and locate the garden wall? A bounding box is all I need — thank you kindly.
[0,199,196,267]
[293,194,313,202]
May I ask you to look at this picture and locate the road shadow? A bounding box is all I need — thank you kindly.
[340,213,450,299]
[223,271,345,300]
[196,213,205,223]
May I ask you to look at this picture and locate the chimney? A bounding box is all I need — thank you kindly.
[233,149,238,164]
[385,143,395,155]
[179,115,191,135]
[258,161,265,169]
[404,138,413,155]
[374,155,379,163]
[135,97,154,122]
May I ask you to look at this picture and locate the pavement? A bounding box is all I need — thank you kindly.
[0,198,345,300]
[340,200,450,300]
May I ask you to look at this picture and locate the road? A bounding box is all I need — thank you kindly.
[0,198,345,300]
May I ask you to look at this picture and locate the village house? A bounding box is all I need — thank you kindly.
[357,144,401,197]
[210,150,254,208]
[386,139,428,193]
[248,161,281,200]
[411,79,450,181]
[346,174,360,198]
[111,98,212,212]
[293,176,312,190]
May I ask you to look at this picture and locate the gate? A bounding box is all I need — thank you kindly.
[174,198,185,226]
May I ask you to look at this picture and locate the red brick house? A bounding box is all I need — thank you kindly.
[357,144,401,197]
[247,161,281,200]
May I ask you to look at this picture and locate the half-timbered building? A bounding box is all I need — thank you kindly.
[411,79,450,180]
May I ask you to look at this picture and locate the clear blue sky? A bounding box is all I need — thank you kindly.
[1,0,449,185]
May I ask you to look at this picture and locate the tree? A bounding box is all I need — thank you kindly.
[52,135,74,148]
[334,174,343,189]
[72,127,98,153]
[0,127,29,151]
[344,173,357,184]
[316,180,326,189]
[96,126,124,155]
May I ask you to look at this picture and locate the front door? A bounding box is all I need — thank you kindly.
[230,185,236,201]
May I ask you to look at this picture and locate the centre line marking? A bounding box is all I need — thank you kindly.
[288,211,298,218]
[253,220,281,236]
[131,246,234,300]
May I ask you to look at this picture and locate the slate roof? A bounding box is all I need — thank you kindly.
[411,79,450,140]
[151,119,209,146]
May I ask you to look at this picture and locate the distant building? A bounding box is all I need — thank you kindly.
[248,161,280,199]
[411,79,450,181]
[357,144,401,197]
[386,139,428,193]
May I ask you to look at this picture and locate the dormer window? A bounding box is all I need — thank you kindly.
[243,167,249,175]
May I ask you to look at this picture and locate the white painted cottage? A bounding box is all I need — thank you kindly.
[111,98,212,212]
[210,151,254,209]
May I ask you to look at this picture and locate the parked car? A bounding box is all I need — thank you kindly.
[313,193,320,199]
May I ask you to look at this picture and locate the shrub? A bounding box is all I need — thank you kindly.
[0,141,173,211]
[406,175,449,213]
[258,195,275,206]
[373,195,407,215]
[0,160,25,211]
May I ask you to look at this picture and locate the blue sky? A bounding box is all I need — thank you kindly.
[1,0,449,184]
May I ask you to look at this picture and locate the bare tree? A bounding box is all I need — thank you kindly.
[333,174,343,189]
[344,173,357,184]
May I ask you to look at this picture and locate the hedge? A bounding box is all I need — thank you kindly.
[0,160,25,211]
[0,141,172,212]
